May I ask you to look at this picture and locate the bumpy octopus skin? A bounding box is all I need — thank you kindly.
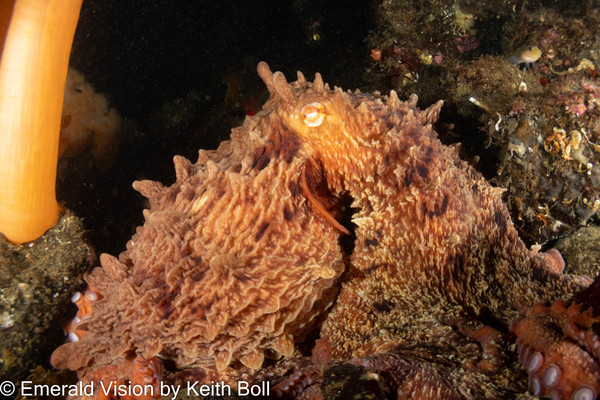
[51,62,600,400]
[50,68,347,397]
[255,63,600,398]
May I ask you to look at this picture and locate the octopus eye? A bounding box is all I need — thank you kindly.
[301,102,326,127]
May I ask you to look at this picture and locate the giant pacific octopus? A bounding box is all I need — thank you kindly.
[51,62,600,400]
[50,64,347,397]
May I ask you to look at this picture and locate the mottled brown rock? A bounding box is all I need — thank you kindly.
[0,210,93,382]
[556,225,600,278]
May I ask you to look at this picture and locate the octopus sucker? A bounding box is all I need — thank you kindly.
[51,62,600,399]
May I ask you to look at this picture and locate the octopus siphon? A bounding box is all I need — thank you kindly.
[51,62,600,400]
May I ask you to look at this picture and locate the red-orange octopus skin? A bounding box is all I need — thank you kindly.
[510,278,600,400]
[254,62,599,399]
[51,62,600,399]
[51,63,348,398]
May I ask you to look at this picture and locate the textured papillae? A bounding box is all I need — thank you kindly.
[50,64,347,388]
[51,62,600,400]
[260,63,600,398]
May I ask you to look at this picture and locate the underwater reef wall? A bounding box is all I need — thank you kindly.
[365,0,600,244]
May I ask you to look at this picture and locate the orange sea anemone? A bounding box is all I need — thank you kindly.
[0,0,83,244]
[60,68,121,169]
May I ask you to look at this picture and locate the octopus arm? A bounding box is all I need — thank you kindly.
[511,275,600,399]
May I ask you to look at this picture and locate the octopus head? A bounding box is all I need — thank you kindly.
[256,61,381,188]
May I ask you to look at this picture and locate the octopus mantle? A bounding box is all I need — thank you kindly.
[51,62,600,400]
